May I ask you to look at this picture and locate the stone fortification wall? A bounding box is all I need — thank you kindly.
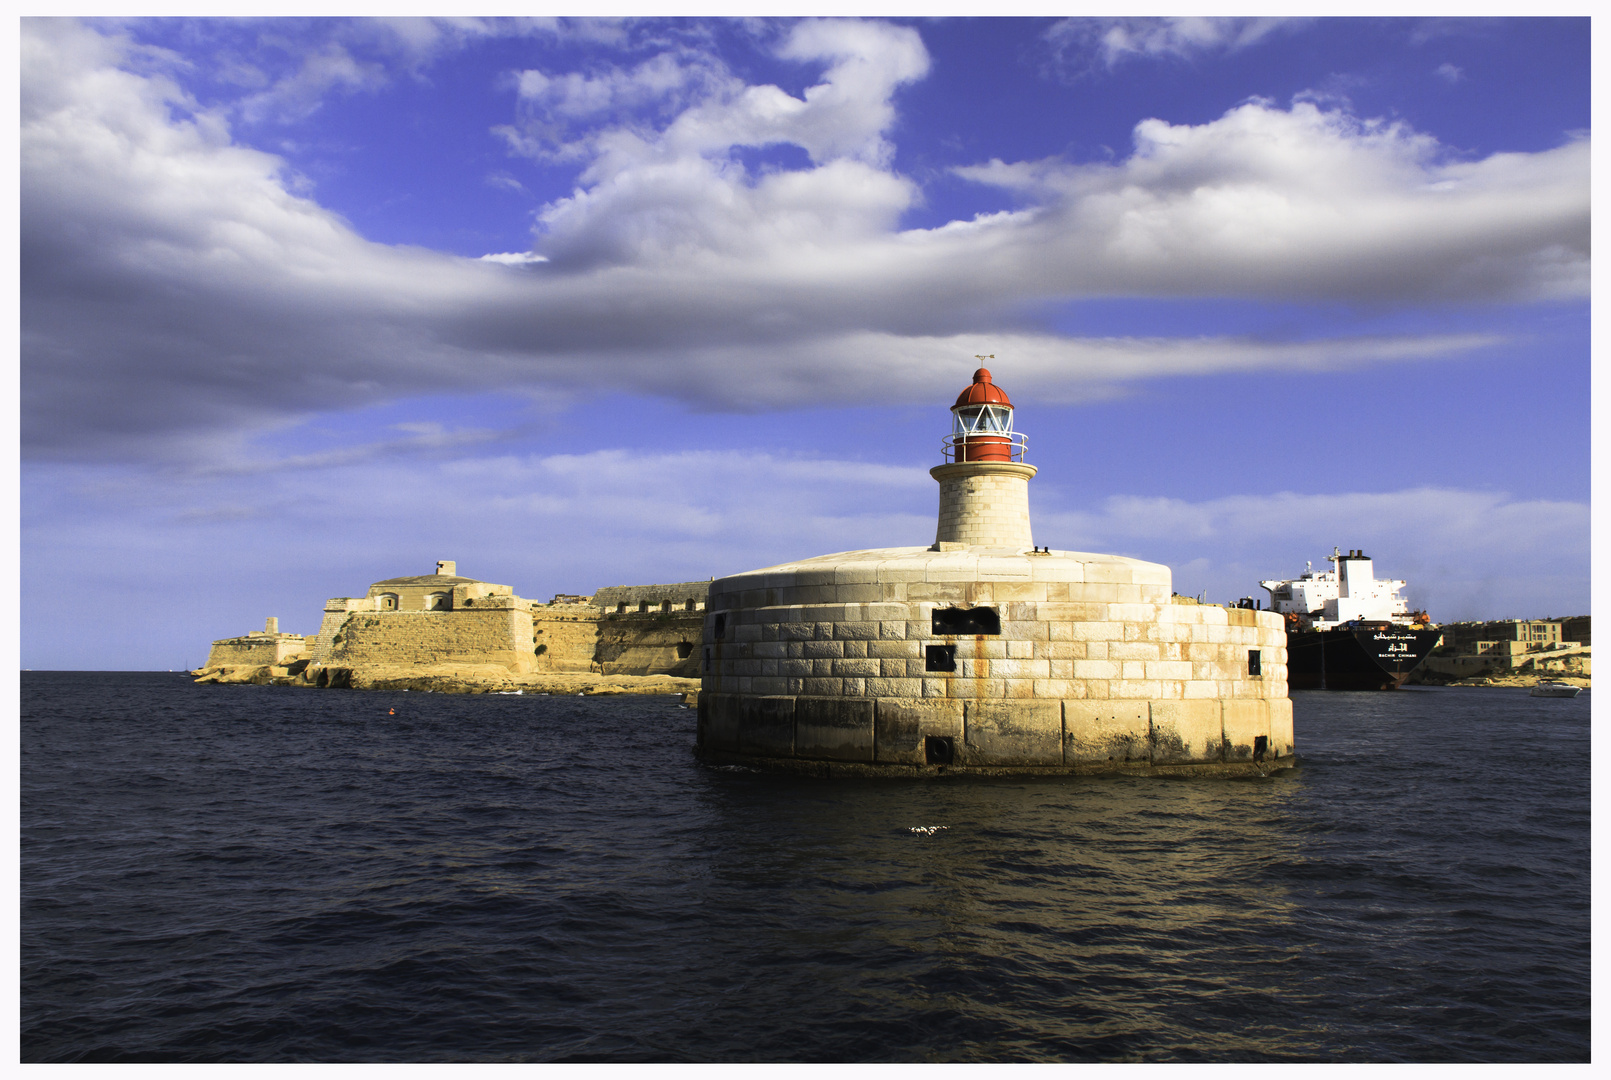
[595,613,703,677]
[205,634,306,669]
[697,546,1290,772]
[310,599,361,662]
[203,572,710,688]
[323,601,537,673]
[532,605,600,673]
[594,582,709,615]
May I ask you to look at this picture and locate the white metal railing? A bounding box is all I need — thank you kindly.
[941,431,1028,463]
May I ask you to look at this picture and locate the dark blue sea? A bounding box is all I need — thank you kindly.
[20,672,1590,1062]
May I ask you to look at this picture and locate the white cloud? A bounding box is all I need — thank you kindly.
[952,99,1587,302]
[1040,487,1589,621]
[1435,62,1465,84]
[237,42,387,124]
[19,18,1588,465]
[479,251,548,264]
[1045,17,1299,75]
[504,19,929,266]
[484,171,526,193]
[22,443,1587,667]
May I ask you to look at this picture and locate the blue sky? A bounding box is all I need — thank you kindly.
[20,16,1590,669]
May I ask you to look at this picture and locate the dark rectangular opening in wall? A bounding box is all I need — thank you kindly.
[703,648,711,673]
[924,735,955,765]
[713,613,727,639]
[932,606,1001,636]
[1253,735,1269,762]
[1249,649,1262,676]
[925,644,957,672]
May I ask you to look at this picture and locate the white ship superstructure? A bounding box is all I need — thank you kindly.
[1260,548,1413,631]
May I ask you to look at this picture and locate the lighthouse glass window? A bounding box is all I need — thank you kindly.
[953,405,1012,435]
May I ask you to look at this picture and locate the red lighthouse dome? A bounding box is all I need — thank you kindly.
[954,367,1012,408]
[946,366,1025,463]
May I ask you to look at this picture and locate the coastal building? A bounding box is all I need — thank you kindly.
[696,367,1292,775]
[311,561,540,674]
[203,617,308,670]
[1421,616,1591,681]
[198,566,711,685]
[1438,619,1571,654]
[1558,615,1591,647]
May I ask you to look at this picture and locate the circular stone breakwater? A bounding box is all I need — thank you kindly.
[696,367,1291,778]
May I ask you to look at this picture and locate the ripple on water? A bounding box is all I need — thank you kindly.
[21,674,1590,1062]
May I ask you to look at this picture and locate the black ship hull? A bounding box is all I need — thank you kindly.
[1286,627,1442,691]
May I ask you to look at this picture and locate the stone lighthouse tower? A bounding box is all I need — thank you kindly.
[696,361,1293,776]
[932,366,1036,549]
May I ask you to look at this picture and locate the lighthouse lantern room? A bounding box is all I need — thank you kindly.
[943,366,1027,463]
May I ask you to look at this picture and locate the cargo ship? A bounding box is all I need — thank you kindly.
[1254,548,1441,690]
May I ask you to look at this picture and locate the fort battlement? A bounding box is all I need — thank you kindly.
[594,582,709,616]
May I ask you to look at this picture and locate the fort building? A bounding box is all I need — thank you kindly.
[696,366,1293,776]
[308,561,539,674]
[204,617,309,670]
[594,583,709,615]
[199,564,712,687]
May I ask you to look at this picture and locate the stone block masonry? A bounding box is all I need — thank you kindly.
[204,632,306,669]
[931,462,1037,549]
[593,613,704,677]
[531,605,600,673]
[593,581,709,616]
[323,603,537,674]
[204,617,307,669]
[696,544,1290,776]
[699,693,1291,773]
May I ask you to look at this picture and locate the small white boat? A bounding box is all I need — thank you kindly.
[1530,681,1582,698]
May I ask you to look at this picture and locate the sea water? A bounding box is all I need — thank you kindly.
[20,672,1590,1062]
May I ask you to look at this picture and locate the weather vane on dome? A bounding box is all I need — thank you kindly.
[974,354,994,363]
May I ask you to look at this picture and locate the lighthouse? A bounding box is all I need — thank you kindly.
[932,367,1037,550]
[696,360,1293,776]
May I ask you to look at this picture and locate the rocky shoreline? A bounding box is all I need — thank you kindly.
[1405,669,1590,690]
[192,661,1585,699]
[191,661,699,699]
